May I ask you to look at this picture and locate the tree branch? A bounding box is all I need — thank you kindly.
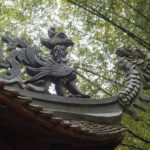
[89,1,150,34]
[122,125,150,143]
[81,63,123,76]
[77,66,123,86]
[86,2,150,49]
[121,143,145,150]
[67,0,150,50]
[123,0,150,22]
[77,72,112,96]
[127,129,150,143]
[111,12,150,35]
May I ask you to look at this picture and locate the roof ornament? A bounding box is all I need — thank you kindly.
[116,46,150,120]
[0,28,89,98]
[0,29,150,149]
[0,29,149,121]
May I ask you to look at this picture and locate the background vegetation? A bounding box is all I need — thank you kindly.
[0,0,150,149]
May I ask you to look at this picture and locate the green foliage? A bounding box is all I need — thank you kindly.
[0,0,150,149]
[117,104,150,149]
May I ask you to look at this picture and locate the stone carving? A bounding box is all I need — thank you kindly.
[116,46,150,120]
[116,46,150,87]
[0,28,149,120]
[0,27,89,97]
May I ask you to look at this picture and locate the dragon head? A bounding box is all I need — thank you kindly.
[115,46,150,81]
[40,27,74,50]
[116,46,150,120]
[115,46,135,58]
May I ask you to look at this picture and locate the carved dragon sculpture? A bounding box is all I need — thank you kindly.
[0,27,89,97]
[116,46,150,120]
[0,29,149,121]
[0,28,150,150]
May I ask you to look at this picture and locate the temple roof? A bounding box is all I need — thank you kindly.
[0,81,125,150]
